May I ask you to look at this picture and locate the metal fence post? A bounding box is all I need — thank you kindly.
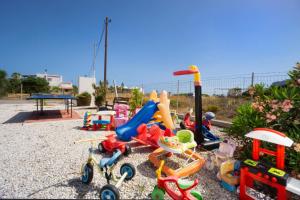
[176,80,179,111]
[251,72,255,86]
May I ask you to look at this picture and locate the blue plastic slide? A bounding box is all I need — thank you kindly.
[116,100,159,141]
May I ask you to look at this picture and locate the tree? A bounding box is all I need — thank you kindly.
[8,72,22,93]
[93,80,106,107]
[50,86,61,93]
[121,82,125,93]
[0,69,9,97]
[72,85,78,95]
[22,77,49,94]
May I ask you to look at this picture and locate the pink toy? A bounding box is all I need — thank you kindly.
[114,103,129,127]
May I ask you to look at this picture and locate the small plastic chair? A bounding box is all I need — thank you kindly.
[114,103,129,127]
[214,140,236,167]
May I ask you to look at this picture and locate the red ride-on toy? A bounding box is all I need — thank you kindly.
[132,124,174,148]
[151,160,203,200]
[98,134,131,156]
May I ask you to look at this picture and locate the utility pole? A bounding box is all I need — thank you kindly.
[103,16,111,101]
[92,41,97,79]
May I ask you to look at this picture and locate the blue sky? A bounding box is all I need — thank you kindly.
[0,0,299,87]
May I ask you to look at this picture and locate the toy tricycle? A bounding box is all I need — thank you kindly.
[98,134,131,156]
[151,160,203,200]
[78,138,136,200]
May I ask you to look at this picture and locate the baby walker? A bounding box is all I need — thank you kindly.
[149,129,205,178]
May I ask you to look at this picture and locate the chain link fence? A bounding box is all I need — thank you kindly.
[128,72,289,121]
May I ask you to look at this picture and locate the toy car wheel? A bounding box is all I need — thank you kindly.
[120,163,136,181]
[123,144,131,156]
[151,186,165,200]
[100,184,120,200]
[190,190,203,200]
[98,142,106,153]
[81,163,93,184]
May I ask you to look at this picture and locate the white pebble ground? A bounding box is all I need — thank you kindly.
[0,102,238,199]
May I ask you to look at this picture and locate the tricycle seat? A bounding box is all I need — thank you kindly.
[178,178,195,190]
[100,150,122,168]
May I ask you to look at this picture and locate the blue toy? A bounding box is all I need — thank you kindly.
[78,139,136,200]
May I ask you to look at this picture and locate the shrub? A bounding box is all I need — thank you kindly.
[205,105,219,113]
[95,95,105,107]
[76,92,91,106]
[93,81,106,108]
[0,70,9,97]
[226,63,300,174]
[129,88,143,112]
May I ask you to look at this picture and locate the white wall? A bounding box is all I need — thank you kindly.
[78,76,96,107]
[36,73,63,87]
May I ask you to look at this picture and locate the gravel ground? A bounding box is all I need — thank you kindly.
[0,103,238,199]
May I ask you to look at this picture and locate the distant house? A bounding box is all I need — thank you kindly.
[36,73,63,87]
[59,82,73,93]
[22,73,64,87]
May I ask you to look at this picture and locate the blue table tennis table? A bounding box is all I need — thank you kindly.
[27,94,76,117]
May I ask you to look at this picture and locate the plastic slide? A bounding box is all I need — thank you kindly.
[116,100,159,141]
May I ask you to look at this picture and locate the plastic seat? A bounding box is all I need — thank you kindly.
[100,150,122,168]
[176,130,197,149]
[178,178,195,189]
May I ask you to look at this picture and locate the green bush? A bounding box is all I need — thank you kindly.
[205,105,219,113]
[95,95,105,107]
[226,63,300,174]
[129,88,143,112]
[76,92,91,106]
[0,70,9,97]
[22,76,50,94]
[93,81,106,108]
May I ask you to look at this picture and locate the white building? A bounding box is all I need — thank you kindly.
[78,76,96,107]
[36,73,63,87]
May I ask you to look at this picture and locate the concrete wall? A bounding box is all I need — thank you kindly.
[78,76,96,107]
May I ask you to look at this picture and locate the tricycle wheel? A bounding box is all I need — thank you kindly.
[100,184,120,200]
[151,186,165,200]
[120,163,136,181]
[98,142,106,153]
[81,163,93,184]
[190,190,203,200]
[123,144,131,156]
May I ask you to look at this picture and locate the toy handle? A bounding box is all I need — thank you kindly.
[173,70,198,76]
[156,160,165,179]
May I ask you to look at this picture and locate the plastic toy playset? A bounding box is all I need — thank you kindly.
[240,128,300,199]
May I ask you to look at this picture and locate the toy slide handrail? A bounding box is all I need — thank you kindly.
[173,70,198,76]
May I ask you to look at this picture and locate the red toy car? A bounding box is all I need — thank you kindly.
[98,134,131,156]
[132,123,174,148]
